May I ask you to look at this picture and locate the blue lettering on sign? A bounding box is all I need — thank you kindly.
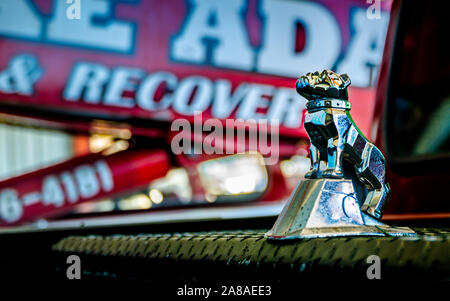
[0,0,390,88]
[0,0,138,54]
[170,0,389,88]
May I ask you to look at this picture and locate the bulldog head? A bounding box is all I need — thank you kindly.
[296,70,351,101]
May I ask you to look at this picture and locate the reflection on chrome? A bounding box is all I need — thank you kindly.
[267,70,416,239]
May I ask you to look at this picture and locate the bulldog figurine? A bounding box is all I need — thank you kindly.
[266,70,416,239]
[296,70,389,219]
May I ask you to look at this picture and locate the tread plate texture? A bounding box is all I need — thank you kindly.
[53,228,450,281]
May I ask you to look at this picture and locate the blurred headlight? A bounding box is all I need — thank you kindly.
[197,152,268,199]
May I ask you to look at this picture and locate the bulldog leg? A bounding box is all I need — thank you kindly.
[322,111,348,178]
[322,137,345,178]
[361,183,390,219]
[358,144,389,219]
[305,143,320,178]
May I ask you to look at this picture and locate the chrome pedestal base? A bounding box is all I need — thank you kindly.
[266,179,415,240]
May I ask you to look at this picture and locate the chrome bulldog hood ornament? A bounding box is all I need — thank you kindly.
[266,70,415,239]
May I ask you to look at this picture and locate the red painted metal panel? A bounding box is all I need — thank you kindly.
[0,0,390,138]
[0,148,169,226]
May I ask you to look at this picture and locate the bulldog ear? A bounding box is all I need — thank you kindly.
[296,76,309,91]
[340,73,351,88]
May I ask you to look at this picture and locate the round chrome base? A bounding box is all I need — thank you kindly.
[266,225,416,240]
[266,178,416,240]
